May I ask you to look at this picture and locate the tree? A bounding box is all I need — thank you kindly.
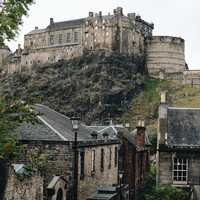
[0,97,37,199]
[0,0,34,47]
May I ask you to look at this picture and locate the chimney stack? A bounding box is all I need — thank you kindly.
[50,18,54,25]
[136,120,146,147]
[158,91,168,146]
[89,12,94,17]
[35,26,38,30]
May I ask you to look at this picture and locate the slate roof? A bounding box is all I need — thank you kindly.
[47,18,85,31]
[87,125,151,147]
[167,107,200,148]
[26,28,46,35]
[17,104,118,144]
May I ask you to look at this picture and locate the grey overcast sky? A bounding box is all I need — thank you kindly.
[8,0,200,69]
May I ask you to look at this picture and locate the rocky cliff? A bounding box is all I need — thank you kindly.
[0,50,145,124]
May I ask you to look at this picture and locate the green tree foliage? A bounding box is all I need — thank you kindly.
[0,97,37,160]
[139,164,191,200]
[0,0,34,46]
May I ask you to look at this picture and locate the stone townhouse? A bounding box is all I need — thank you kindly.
[157,93,200,199]
[4,104,119,200]
[88,122,151,200]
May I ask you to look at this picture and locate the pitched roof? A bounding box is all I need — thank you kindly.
[167,107,200,148]
[47,18,85,31]
[18,104,118,144]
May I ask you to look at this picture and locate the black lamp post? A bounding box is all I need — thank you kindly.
[71,117,80,200]
[119,171,124,200]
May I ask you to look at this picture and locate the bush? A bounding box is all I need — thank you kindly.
[139,163,191,200]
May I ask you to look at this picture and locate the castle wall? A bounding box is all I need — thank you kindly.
[183,70,200,85]
[5,7,154,74]
[146,36,186,78]
[0,48,10,68]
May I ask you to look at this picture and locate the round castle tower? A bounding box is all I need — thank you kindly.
[146,36,186,79]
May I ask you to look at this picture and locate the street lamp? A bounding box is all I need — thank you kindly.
[71,116,80,200]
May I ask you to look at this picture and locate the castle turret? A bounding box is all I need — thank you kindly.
[146,36,186,79]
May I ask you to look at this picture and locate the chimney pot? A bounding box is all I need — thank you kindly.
[89,12,94,17]
[161,91,167,103]
[35,26,38,30]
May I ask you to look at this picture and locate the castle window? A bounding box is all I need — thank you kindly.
[100,148,104,172]
[114,147,118,167]
[59,34,62,44]
[50,35,54,45]
[91,150,95,174]
[173,157,188,184]
[66,32,71,43]
[80,151,85,179]
[108,147,112,169]
[74,32,79,43]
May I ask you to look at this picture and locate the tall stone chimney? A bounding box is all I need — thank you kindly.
[136,120,146,147]
[157,91,168,146]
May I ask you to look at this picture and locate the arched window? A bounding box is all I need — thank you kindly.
[56,188,63,200]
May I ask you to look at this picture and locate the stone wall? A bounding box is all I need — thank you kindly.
[183,70,200,85]
[0,47,10,69]
[4,167,43,200]
[78,144,119,200]
[17,141,73,200]
[5,7,154,73]
[146,36,186,78]
[13,141,119,200]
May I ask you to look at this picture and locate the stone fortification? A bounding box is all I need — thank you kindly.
[2,7,200,85]
[146,36,186,79]
[5,7,153,73]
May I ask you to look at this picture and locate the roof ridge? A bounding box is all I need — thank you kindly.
[37,115,68,141]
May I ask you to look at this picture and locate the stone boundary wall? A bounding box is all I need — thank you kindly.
[4,167,43,200]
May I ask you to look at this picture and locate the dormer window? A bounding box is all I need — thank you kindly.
[91,131,98,139]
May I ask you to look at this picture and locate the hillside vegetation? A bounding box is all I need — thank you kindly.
[119,77,200,129]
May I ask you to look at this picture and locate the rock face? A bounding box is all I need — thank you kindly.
[0,50,145,124]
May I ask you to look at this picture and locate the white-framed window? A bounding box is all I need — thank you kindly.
[173,157,188,184]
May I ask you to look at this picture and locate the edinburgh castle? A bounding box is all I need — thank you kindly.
[1,7,200,85]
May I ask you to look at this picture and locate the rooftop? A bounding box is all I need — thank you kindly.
[167,107,200,148]
[17,104,118,145]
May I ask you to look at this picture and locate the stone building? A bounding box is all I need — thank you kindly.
[88,122,151,200]
[4,7,153,73]
[157,93,200,199]
[4,104,119,200]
